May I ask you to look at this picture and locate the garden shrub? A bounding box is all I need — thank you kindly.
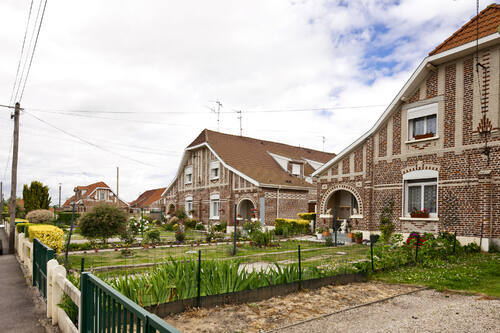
[175,207,187,220]
[378,199,395,243]
[249,229,274,247]
[145,229,161,245]
[325,235,334,247]
[26,209,54,224]
[78,204,128,243]
[27,224,64,252]
[297,212,316,221]
[128,217,150,237]
[213,221,227,232]
[16,222,32,233]
[195,222,205,230]
[274,218,309,235]
[243,221,261,234]
[56,212,81,225]
[184,218,197,229]
[175,229,185,242]
[163,222,175,232]
[168,216,179,225]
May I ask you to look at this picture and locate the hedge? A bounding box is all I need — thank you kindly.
[16,222,32,233]
[275,218,310,235]
[27,224,64,253]
[57,211,81,225]
[297,212,316,221]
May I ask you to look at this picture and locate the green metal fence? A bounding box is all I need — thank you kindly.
[32,238,55,300]
[81,272,180,333]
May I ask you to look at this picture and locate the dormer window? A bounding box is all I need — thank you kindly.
[407,103,438,141]
[99,191,105,200]
[210,161,220,180]
[291,163,301,176]
[185,166,193,184]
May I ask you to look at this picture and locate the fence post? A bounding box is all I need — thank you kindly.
[197,250,201,307]
[453,231,457,254]
[415,234,420,262]
[298,245,302,284]
[80,272,91,333]
[334,223,337,247]
[81,257,85,273]
[233,204,237,256]
[32,239,37,287]
[370,239,374,272]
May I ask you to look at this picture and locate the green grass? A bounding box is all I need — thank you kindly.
[372,252,500,297]
[68,240,367,271]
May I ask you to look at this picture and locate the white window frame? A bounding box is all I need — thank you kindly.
[185,196,193,216]
[209,193,220,219]
[99,191,105,200]
[291,163,301,176]
[184,166,193,184]
[407,103,438,141]
[402,170,438,218]
[209,160,220,180]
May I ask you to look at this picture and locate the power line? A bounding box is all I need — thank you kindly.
[8,0,34,106]
[24,111,163,168]
[2,136,13,182]
[18,0,49,102]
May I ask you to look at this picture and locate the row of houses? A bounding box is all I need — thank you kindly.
[64,5,500,250]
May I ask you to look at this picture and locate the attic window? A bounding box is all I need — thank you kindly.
[210,161,220,180]
[291,163,301,176]
[185,166,193,184]
[407,103,438,141]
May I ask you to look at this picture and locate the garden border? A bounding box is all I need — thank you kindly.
[145,273,365,317]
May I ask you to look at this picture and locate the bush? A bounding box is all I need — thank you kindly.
[144,229,161,245]
[56,212,81,225]
[168,216,180,225]
[26,209,54,224]
[27,224,64,252]
[195,222,205,230]
[379,199,395,243]
[213,221,227,232]
[297,212,316,221]
[175,208,187,220]
[16,222,32,233]
[175,230,185,242]
[249,229,275,247]
[325,235,334,247]
[78,204,128,243]
[184,218,197,229]
[243,221,261,234]
[274,219,309,235]
[163,222,175,231]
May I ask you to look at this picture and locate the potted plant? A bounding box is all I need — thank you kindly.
[322,227,331,237]
[410,208,429,218]
[316,227,324,240]
[354,232,363,244]
[236,214,243,221]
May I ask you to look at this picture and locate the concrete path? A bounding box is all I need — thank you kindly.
[0,228,51,332]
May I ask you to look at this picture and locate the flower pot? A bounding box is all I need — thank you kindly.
[355,237,362,244]
[410,212,429,218]
[322,231,331,237]
[413,132,434,140]
[316,233,323,240]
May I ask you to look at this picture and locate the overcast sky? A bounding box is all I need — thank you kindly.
[0,0,489,204]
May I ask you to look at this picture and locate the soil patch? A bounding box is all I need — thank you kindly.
[164,282,418,333]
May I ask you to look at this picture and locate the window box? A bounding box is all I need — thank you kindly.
[410,211,429,218]
[413,132,435,140]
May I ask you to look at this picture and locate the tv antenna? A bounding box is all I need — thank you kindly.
[236,110,243,136]
[207,100,223,131]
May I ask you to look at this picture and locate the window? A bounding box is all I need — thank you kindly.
[291,163,301,176]
[210,193,220,219]
[185,196,193,215]
[407,103,438,140]
[405,178,437,216]
[210,161,220,180]
[99,191,105,200]
[185,166,193,184]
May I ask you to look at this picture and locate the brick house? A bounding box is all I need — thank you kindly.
[162,129,335,226]
[129,187,166,214]
[63,181,129,212]
[313,5,500,251]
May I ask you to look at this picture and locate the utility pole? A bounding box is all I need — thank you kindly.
[1,181,3,225]
[58,183,62,208]
[237,110,243,136]
[116,166,119,202]
[9,102,20,254]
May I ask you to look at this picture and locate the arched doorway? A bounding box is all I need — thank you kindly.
[325,190,360,232]
[238,199,255,221]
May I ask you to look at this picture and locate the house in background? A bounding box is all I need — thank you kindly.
[313,4,500,250]
[162,129,335,226]
[63,181,128,212]
[130,187,166,216]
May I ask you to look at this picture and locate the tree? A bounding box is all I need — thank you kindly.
[78,204,128,243]
[379,197,395,243]
[23,181,51,213]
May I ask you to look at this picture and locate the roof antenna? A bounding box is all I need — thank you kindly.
[236,110,243,136]
[474,0,492,165]
[207,100,223,132]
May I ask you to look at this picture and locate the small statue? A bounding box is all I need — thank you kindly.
[340,220,348,233]
[325,208,332,215]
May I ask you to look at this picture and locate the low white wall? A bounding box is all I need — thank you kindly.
[16,236,80,333]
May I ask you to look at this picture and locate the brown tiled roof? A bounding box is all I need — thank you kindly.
[429,4,500,56]
[130,188,165,208]
[187,129,335,188]
[63,181,111,206]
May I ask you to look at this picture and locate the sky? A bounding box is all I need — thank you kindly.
[0,0,492,204]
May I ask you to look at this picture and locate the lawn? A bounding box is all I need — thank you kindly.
[372,252,500,297]
[67,240,367,272]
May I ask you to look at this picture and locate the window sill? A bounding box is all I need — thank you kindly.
[399,216,439,222]
[209,217,220,220]
[184,182,192,185]
[210,177,219,181]
[405,136,439,144]
[350,214,363,219]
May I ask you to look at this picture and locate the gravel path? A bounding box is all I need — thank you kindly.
[279,289,500,333]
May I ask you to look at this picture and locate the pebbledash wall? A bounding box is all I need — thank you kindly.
[315,43,500,250]
[162,145,311,226]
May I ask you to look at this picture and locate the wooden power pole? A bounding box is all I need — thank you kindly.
[8,102,20,254]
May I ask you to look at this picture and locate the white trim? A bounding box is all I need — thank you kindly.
[312,33,500,177]
[303,158,324,170]
[407,103,438,120]
[405,136,440,144]
[267,151,291,171]
[403,169,438,180]
[399,217,440,222]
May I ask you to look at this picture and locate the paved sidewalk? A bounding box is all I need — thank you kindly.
[0,228,50,332]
